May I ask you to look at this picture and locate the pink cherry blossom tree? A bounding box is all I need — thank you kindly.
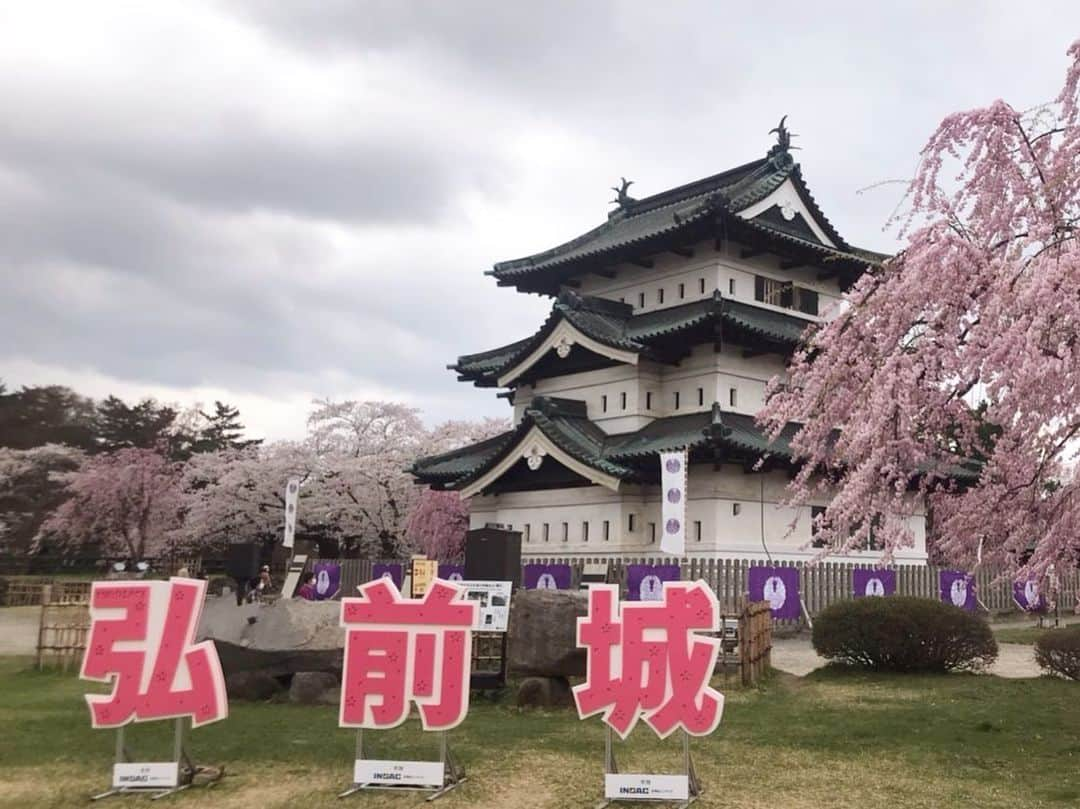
[0,443,84,554]
[308,399,428,558]
[179,441,317,550]
[402,416,510,560]
[405,489,470,561]
[40,446,184,560]
[759,41,1080,577]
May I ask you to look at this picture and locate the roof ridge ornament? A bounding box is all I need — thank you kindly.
[610,177,636,209]
[768,115,799,170]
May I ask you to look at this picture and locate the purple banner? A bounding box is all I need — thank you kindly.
[438,563,465,582]
[523,563,572,590]
[625,564,680,602]
[853,568,896,598]
[940,570,977,611]
[748,566,801,620]
[312,561,341,600]
[1013,580,1046,613]
[371,563,403,591]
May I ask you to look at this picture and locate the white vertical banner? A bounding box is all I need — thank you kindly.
[659,449,687,556]
[283,477,300,549]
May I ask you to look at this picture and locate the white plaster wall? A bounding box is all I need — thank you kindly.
[469,463,928,564]
[512,342,786,428]
[573,238,843,321]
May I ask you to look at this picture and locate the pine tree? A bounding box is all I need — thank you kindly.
[95,396,179,452]
[191,401,259,453]
[0,386,98,451]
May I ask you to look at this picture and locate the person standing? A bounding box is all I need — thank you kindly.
[296,572,317,601]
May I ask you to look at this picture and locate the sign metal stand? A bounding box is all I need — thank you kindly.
[598,725,701,809]
[338,727,465,802]
[91,718,194,801]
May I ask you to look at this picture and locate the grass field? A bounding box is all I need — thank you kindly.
[1,658,1078,808]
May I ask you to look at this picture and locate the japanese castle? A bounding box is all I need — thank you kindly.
[411,124,929,563]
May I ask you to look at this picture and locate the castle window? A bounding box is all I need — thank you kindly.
[733,503,741,516]
[755,275,792,308]
[755,275,817,314]
[638,292,645,309]
[542,523,550,542]
[620,392,627,410]
[524,524,531,543]
[628,513,636,532]
[729,387,738,408]
[603,520,610,541]
[601,394,608,413]
[562,522,569,542]
[697,387,704,406]
[699,278,706,294]
[674,391,680,410]
[729,278,736,295]
[678,282,685,299]
[582,522,589,543]
[798,288,819,316]
[657,287,664,304]
[648,522,656,543]
[646,392,653,410]
[694,521,702,542]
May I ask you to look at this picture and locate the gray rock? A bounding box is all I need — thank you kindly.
[507,589,589,678]
[225,670,283,701]
[197,595,344,678]
[516,676,573,709]
[318,686,342,706]
[289,671,340,705]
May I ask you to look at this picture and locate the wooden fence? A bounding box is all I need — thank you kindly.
[523,556,1080,621]
[309,556,1080,621]
[3,578,93,607]
[35,584,91,671]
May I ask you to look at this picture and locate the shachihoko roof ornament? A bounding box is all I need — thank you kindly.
[610,177,636,209]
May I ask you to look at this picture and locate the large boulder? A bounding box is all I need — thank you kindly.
[225,670,283,701]
[508,589,588,678]
[516,676,573,709]
[288,671,340,705]
[198,595,343,678]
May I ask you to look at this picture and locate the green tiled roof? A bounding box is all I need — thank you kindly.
[491,159,769,279]
[488,147,877,294]
[452,290,814,386]
[409,398,798,491]
[409,397,980,491]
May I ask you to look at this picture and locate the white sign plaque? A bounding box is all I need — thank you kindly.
[604,774,690,801]
[354,759,444,788]
[112,762,180,789]
[459,580,512,632]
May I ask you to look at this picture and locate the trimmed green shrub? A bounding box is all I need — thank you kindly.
[812,596,998,672]
[1035,626,1080,680]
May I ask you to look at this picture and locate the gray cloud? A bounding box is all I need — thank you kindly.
[1,1,1078,436]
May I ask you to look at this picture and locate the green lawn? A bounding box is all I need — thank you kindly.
[1,657,1078,808]
[994,625,1052,645]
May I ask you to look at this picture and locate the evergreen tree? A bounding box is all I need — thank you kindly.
[95,396,180,452]
[0,385,98,451]
[191,401,259,453]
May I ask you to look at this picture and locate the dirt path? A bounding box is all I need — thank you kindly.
[0,606,40,655]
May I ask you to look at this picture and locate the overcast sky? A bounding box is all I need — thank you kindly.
[1,2,1077,440]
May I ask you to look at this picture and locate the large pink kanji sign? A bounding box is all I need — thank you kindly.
[339,578,478,732]
[573,581,724,740]
[80,577,228,729]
